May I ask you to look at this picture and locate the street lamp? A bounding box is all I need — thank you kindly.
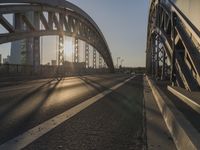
[117,57,120,68]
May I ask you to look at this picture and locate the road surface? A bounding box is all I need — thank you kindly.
[0,74,145,150]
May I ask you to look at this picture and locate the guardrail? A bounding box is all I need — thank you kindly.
[0,63,109,79]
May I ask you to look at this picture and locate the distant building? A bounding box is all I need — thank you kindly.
[10,40,23,64]
[10,12,36,65]
[63,61,86,72]
[46,62,50,66]
[51,60,57,66]
[3,55,10,64]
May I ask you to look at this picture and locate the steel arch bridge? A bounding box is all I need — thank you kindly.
[146,0,200,91]
[0,0,114,72]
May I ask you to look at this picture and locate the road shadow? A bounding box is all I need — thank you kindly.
[0,79,56,118]
[79,75,144,120]
[79,75,145,148]
[0,77,63,143]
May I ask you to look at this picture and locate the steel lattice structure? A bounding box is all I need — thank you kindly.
[146,0,200,91]
[0,0,114,72]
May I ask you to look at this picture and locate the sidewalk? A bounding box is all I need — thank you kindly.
[143,78,176,150]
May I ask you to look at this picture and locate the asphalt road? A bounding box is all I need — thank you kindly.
[0,74,144,150]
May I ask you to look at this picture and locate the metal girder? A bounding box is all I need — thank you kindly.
[93,48,96,69]
[58,35,64,66]
[40,13,50,30]
[0,15,15,33]
[33,37,40,67]
[74,38,79,63]
[85,42,89,68]
[21,14,36,31]
[147,0,200,91]
[99,54,102,69]
[0,0,114,72]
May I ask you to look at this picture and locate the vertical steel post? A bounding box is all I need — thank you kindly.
[14,13,22,31]
[74,38,79,63]
[33,12,40,70]
[58,35,64,66]
[151,36,156,77]
[171,13,176,85]
[33,37,40,67]
[161,48,166,80]
[85,42,89,68]
[99,54,102,69]
[155,35,160,78]
[93,48,96,69]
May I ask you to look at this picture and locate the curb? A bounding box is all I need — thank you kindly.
[146,76,200,150]
[142,80,148,150]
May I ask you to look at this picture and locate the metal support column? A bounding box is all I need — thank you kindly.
[85,42,89,68]
[99,54,102,69]
[93,48,96,69]
[33,37,40,67]
[33,12,40,69]
[14,13,22,31]
[161,48,166,80]
[58,35,64,66]
[151,36,156,77]
[171,13,177,85]
[74,38,79,63]
[155,35,160,78]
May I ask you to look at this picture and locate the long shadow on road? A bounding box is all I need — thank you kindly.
[79,75,143,116]
[0,78,62,144]
[78,75,145,148]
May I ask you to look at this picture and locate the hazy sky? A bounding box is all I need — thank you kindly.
[0,0,149,67]
[67,0,149,67]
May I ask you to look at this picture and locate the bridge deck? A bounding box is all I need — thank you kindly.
[0,74,147,149]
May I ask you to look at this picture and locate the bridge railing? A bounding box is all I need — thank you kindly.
[0,63,109,80]
[168,1,200,87]
[0,64,55,77]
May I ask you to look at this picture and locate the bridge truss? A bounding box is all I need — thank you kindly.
[146,0,200,91]
[0,0,114,72]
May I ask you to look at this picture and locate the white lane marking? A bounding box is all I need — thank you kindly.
[0,76,135,150]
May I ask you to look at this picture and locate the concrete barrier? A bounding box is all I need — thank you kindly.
[168,86,200,114]
[146,76,200,150]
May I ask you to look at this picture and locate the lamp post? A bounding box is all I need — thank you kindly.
[117,57,120,68]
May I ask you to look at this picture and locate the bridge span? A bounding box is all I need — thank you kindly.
[0,0,200,150]
[0,0,114,72]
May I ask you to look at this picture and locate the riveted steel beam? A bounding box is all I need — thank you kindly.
[0,1,114,72]
[74,37,79,63]
[93,48,96,69]
[85,42,89,68]
[147,0,200,91]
